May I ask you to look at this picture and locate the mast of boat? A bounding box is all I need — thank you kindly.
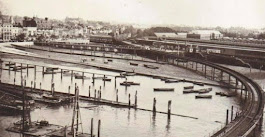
[21,79,31,136]
[70,85,83,136]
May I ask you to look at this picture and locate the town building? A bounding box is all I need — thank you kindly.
[22,17,37,37]
[154,32,178,38]
[187,30,223,40]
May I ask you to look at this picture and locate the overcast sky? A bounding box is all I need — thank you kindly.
[1,0,265,28]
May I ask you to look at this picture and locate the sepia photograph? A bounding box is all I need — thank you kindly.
[0,0,264,137]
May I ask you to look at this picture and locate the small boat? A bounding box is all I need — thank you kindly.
[165,79,180,83]
[63,71,71,76]
[5,63,16,66]
[193,82,205,86]
[120,81,140,86]
[198,88,212,94]
[120,72,136,76]
[183,89,197,94]
[14,100,35,105]
[43,71,57,74]
[154,88,174,92]
[152,76,161,79]
[46,67,59,72]
[74,73,86,79]
[160,77,168,81]
[143,64,159,69]
[120,82,131,86]
[216,92,236,97]
[102,78,111,81]
[81,59,87,62]
[184,86,194,89]
[195,95,212,99]
[12,66,27,71]
[129,62,138,66]
[175,59,188,63]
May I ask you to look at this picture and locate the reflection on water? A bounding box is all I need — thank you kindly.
[0,58,241,137]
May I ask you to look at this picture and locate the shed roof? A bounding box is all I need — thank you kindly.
[154,32,178,38]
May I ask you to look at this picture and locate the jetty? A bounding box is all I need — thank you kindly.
[0,82,135,108]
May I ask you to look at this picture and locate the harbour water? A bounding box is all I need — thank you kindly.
[0,52,241,137]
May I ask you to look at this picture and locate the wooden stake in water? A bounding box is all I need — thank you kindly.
[88,86,91,97]
[92,74,95,85]
[168,100,172,120]
[61,69,63,79]
[116,89,118,102]
[114,77,117,88]
[98,120,101,137]
[226,109,229,125]
[231,106,234,121]
[128,93,131,108]
[103,75,105,86]
[135,91,137,108]
[153,98,156,114]
[91,118,93,137]
[94,89,97,99]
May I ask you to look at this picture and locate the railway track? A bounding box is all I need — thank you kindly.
[182,57,264,137]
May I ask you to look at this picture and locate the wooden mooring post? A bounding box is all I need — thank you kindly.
[91,118,93,137]
[168,100,172,120]
[88,86,91,97]
[153,98,156,114]
[61,69,63,79]
[8,62,10,72]
[92,74,95,85]
[94,89,97,99]
[128,94,131,108]
[20,63,23,77]
[71,70,73,81]
[116,89,118,102]
[226,109,229,125]
[98,120,101,137]
[34,65,36,80]
[114,77,117,88]
[103,75,106,86]
[231,106,234,121]
[52,69,54,81]
[135,91,137,108]
[27,64,29,76]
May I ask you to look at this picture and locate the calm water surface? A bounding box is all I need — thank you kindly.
[0,56,241,137]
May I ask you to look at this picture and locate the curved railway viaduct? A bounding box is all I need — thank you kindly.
[22,42,265,136]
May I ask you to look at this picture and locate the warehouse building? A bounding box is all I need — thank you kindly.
[187,30,223,40]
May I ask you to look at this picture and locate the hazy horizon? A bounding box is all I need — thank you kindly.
[1,0,264,29]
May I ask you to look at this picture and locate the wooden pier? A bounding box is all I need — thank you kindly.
[0,82,135,108]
